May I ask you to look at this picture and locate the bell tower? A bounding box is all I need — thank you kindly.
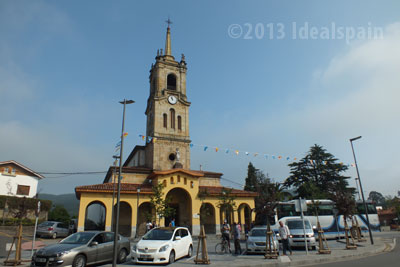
[144,22,191,170]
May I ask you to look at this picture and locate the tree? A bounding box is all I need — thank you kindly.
[244,162,258,192]
[368,191,385,206]
[149,183,175,226]
[284,144,354,199]
[48,205,70,223]
[217,188,237,224]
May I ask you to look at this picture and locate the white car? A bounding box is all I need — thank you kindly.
[246,227,280,254]
[131,227,193,264]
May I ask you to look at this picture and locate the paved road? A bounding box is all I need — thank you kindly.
[305,233,400,267]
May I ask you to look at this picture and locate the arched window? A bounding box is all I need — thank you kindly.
[177,116,182,131]
[170,176,174,184]
[163,113,167,128]
[170,109,175,129]
[167,74,177,90]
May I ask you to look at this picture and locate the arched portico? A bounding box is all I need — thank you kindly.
[137,202,155,236]
[112,201,132,237]
[85,201,106,231]
[165,188,192,231]
[238,203,252,233]
[200,202,216,234]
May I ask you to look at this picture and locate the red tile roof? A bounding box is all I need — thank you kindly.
[75,183,153,198]
[199,186,258,197]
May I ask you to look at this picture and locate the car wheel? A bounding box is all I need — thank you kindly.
[52,232,57,239]
[72,254,86,267]
[117,248,128,263]
[186,245,193,258]
[169,250,175,264]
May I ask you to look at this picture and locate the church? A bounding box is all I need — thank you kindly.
[75,25,257,237]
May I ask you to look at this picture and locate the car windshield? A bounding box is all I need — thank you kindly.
[250,229,266,236]
[38,222,54,227]
[60,232,97,244]
[287,220,311,229]
[142,228,174,240]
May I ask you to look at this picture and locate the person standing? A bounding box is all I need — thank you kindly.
[221,219,231,252]
[233,222,242,255]
[279,221,292,255]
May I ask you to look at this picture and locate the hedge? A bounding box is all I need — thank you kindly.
[0,195,52,212]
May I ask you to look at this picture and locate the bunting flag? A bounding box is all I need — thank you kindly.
[123,132,128,137]
[135,134,353,166]
[115,146,120,152]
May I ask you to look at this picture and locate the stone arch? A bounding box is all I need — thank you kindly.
[238,203,252,233]
[165,188,192,232]
[112,201,132,237]
[200,202,216,234]
[167,73,177,90]
[137,202,155,236]
[85,201,106,231]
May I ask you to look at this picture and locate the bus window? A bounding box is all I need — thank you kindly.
[356,203,377,214]
[277,204,297,219]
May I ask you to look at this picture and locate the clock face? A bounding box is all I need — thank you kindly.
[168,95,177,104]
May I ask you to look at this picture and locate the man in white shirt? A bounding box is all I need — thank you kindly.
[279,221,292,255]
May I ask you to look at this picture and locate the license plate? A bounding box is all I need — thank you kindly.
[36,258,47,263]
[140,254,151,259]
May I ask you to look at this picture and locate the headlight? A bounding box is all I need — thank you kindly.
[132,245,137,252]
[307,234,314,237]
[159,244,169,252]
[56,251,70,257]
[289,235,293,238]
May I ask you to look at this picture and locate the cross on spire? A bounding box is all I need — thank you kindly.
[166,17,172,28]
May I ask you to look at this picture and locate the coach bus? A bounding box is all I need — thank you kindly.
[270,199,380,239]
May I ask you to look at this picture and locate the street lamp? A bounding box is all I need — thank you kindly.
[112,99,134,267]
[349,136,374,245]
[135,187,141,238]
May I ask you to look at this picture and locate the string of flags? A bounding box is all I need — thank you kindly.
[134,134,355,167]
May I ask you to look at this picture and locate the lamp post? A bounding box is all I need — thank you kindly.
[112,99,134,267]
[135,187,141,238]
[350,136,374,245]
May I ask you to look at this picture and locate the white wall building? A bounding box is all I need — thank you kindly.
[0,160,44,198]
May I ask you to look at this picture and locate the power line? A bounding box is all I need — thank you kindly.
[38,171,107,175]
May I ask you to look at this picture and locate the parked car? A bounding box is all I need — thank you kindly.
[31,231,130,267]
[283,218,316,250]
[36,221,69,239]
[246,227,280,254]
[132,227,193,264]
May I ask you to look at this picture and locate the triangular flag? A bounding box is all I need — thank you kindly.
[204,146,208,151]
[142,135,145,141]
[123,132,128,137]
[264,154,268,159]
[235,150,239,155]
[115,141,121,148]
[278,156,282,160]
[245,152,249,156]
[254,153,259,157]
[152,137,157,143]
[190,143,194,148]
[286,157,290,160]
[225,149,229,154]
[215,147,219,152]
[272,155,276,159]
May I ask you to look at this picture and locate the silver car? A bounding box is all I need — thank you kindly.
[36,221,69,239]
[31,231,130,267]
[246,227,280,254]
[285,218,317,250]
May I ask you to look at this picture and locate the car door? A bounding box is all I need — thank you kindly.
[180,229,191,253]
[102,232,115,261]
[58,223,68,237]
[172,229,185,259]
[92,233,108,263]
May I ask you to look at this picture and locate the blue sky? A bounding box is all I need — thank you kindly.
[1,0,399,197]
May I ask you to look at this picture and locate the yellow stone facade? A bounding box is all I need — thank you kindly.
[75,26,257,237]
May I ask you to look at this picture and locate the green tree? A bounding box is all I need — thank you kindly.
[284,144,354,199]
[149,183,175,226]
[217,188,237,224]
[48,205,70,223]
[368,191,385,206]
[244,162,258,192]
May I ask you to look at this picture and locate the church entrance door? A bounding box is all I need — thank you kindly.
[165,188,192,232]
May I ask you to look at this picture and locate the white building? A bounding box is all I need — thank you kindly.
[0,160,44,198]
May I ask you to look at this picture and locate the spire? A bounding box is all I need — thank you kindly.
[164,18,172,56]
